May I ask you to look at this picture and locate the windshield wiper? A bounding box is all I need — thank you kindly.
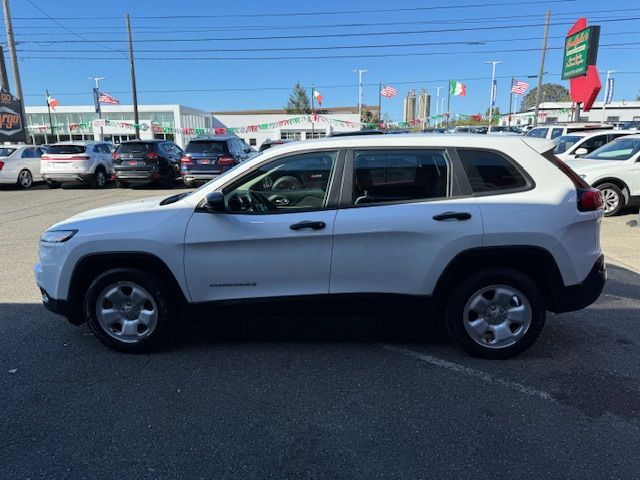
[160,192,190,205]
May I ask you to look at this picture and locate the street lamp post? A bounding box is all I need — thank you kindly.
[435,86,443,128]
[485,60,502,129]
[353,69,368,120]
[89,76,105,141]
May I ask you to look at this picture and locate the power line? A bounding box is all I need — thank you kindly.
[13,30,640,54]
[17,42,640,62]
[10,16,639,44]
[22,0,124,56]
[11,0,577,20]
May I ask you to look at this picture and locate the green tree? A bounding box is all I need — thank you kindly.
[636,91,640,101]
[361,107,380,125]
[520,83,570,111]
[285,82,311,114]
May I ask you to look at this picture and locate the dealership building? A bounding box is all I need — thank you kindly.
[500,101,640,127]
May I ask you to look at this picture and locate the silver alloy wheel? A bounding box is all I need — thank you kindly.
[600,187,620,214]
[95,281,158,344]
[463,284,532,349]
[18,169,33,188]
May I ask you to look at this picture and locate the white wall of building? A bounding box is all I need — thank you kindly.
[212,113,360,148]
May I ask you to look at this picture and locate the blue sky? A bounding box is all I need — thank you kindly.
[2,0,639,121]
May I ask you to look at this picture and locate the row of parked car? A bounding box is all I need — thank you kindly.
[0,136,255,190]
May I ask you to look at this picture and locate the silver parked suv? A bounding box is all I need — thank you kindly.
[40,141,114,188]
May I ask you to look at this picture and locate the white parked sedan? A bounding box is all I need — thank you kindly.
[0,144,47,188]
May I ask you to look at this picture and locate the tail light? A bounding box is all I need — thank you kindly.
[69,155,90,160]
[146,152,159,160]
[577,188,604,212]
[41,155,50,160]
[181,155,193,165]
[217,156,234,166]
[0,161,4,171]
[112,153,120,160]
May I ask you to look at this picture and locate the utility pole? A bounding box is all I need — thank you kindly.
[533,10,551,127]
[601,70,615,123]
[89,77,105,141]
[508,77,514,127]
[310,85,315,137]
[485,60,502,129]
[2,0,27,130]
[126,14,140,139]
[353,69,368,120]
[0,46,9,91]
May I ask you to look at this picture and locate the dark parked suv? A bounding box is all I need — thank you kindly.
[181,136,252,187]
[112,140,183,188]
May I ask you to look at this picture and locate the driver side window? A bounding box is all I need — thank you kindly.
[222,151,337,213]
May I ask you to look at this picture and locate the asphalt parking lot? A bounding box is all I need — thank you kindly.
[1,182,639,479]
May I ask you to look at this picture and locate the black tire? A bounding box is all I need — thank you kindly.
[444,268,545,359]
[45,179,61,189]
[597,182,624,216]
[83,268,176,353]
[115,179,129,188]
[91,167,107,189]
[17,169,33,189]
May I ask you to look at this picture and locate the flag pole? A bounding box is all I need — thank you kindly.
[446,81,451,127]
[310,85,315,137]
[508,77,514,127]
[45,89,54,137]
[378,82,382,129]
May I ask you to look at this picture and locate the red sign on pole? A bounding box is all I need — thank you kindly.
[566,18,601,112]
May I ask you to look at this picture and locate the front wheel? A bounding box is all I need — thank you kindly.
[84,268,176,353]
[445,268,545,359]
[597,183,624,216]
[17,169,33,188]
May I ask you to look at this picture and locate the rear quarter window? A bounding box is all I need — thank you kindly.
[457,149,529,194]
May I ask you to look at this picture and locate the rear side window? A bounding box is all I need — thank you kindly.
[116,142,154,154]
[551,128,564,139]
[0,147,17,156]
[47,145,86,154]
[457,149,528,193]
[352,149,449,205]
[186,141,228,154]
[526,128,548,138]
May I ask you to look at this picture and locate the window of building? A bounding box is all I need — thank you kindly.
[606,116,620,122]
[249,138,257,146]
[280,130,302,140]
[307,131,327,139]
[352,149,449,205]
[579,116,589,122]
[457,149,528,194]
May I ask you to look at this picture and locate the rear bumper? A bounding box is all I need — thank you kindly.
[42,172,94,183]
[547,254,606,313]
[181,172,221,182]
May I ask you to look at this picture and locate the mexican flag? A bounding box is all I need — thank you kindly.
[313,89,323,106]
[449,80,466,96]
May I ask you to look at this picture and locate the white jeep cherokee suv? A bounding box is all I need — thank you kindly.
[40,141,114,188]
[566,134,640,216]
[35,135,606,358]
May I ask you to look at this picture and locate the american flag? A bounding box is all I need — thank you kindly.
[98,92,120,104]
[511,81,529,95]
[380,85,398,98]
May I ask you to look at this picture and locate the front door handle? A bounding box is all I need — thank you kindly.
[290,221,326,231]
[432,211,472,221]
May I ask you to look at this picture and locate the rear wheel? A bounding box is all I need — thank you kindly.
[84,268,176,353]
[91,167,107,189]
[597,183,624,216]
[17,169,33,188]
[45,179,61,189]
[445,268,545,359]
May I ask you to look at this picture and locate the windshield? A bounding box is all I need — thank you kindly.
[584,138,640,161]
[47,145,86,154]
[117,142,154,154]
[0,147,17,156]
[186,141,228,154]
[553,135,582,154]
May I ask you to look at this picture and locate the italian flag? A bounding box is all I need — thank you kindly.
[449,80,466,96]
[313,89,323,106]
[47,94,59,110]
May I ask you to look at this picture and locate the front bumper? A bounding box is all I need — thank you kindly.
[38,286,83,325]
[547,254,606,313]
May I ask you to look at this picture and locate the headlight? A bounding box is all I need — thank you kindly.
[40,229,78,243]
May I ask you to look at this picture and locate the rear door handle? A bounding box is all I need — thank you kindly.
[290,221,326,231]
[432,211,472,221]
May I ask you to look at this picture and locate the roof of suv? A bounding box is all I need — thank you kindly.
[556,129,628,138]
[189,136,235,142]
[50,141,110,146]
[260,133,556,155]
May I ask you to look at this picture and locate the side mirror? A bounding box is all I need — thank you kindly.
[574,147,588,157]
[204,192,225,212]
